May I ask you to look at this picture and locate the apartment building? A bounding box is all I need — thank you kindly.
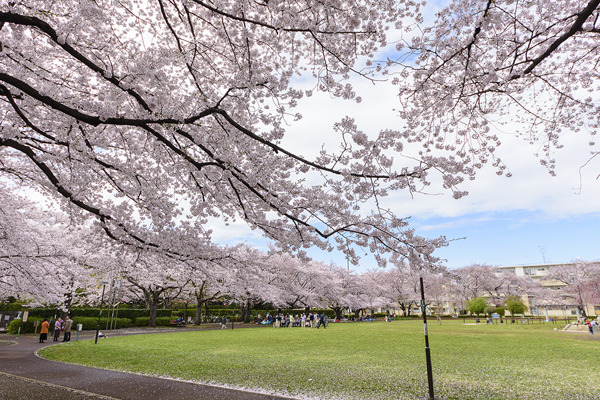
[495,262,600,318]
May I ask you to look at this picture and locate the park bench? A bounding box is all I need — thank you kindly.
[169,319,185,327]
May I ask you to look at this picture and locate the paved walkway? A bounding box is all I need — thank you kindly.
[0,327,293,400]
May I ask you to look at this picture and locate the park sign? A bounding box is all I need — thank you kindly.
[492,313,500,319]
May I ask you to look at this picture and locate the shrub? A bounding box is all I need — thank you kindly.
[134,316,172,326]
[155,317,172,326]
[71,317,132,330]
[134,317,150,326]
[485,305,497,315]
[27,308,172,320]
[7,317,44,334]
[467,297,488,316]
[505,296,528,316]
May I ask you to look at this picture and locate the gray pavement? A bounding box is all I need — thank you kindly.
[0,327,293,400]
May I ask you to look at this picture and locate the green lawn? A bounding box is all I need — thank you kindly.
[40,321,599,399]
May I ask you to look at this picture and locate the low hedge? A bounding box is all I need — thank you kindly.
[24,308,171,320]
[72,317,132,330]
[134,316,173,326]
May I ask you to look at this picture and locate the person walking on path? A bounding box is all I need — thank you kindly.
[221,316,227,329]
[53,318,63,342]
[62,316,73,342]
[39,319,49,343]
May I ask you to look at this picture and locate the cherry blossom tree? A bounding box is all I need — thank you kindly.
[219,245,282,323]
[396,0,600,176]
[0,186,98,308]
[423,271,452,317]
[545,261,600,317]
[453,264,538,308]
[0,1,453,269]
[383,264,422,316]
[116,249,191,326]
[357,268,389,317]
[583,265,600,305]
[265,252,327,311]
[320,265,357,320]
[186,264,227,325]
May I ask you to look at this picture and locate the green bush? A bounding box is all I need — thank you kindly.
[26,308,171,320]
[156,316,172,326]
[71,317,132,331]
[134,317,150,326]
[7,317,44,334]
[134,316,173,326]
[467,297,488,316]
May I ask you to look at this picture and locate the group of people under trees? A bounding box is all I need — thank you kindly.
[257,312,329,329]
[38,316,73,343]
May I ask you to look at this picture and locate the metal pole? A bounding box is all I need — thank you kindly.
[420,276,435,400]
[184,301,187,326]
[95,283,107,344]
[109,288,117,330]
[105,282,115,330]
[111,281,122,330]
[112,302,120,330]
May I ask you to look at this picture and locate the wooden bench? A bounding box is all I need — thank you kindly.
[169,319,185,327]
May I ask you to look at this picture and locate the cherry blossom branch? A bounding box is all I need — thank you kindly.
[510,0,600,80]
[189,0,376,35]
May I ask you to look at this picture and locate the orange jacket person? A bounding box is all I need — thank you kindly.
[39,319,50,343]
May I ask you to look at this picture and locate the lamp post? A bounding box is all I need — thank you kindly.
[420,276,435,400]
[95,281,107,344]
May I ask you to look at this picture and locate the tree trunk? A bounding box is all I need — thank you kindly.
[194,303,203,325]
[330,306,342,320]
[204,302,210,322]
[146,291,160,327]
[148,302,158,327]
[241,299,252,323]
[399,303,408,317]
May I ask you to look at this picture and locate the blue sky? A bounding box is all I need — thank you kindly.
[411,211,600,269]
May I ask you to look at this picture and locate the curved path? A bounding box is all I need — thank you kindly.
[0,327,293,400]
